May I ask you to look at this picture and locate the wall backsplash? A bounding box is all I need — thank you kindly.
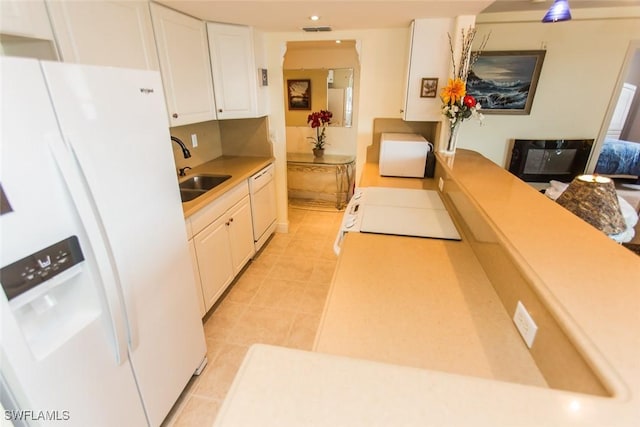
[368,118,439,163]
[169,116,272,173]
[169,120,223,171]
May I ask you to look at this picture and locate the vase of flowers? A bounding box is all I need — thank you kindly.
[307,110,332,157]
[440,27,489,155]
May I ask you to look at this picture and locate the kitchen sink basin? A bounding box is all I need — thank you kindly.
[179,174,231,202]
[180,189,208,203]
[179,174,231,191]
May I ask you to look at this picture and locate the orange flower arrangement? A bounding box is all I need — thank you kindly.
[440,27,489,153]
[440,78,466,105]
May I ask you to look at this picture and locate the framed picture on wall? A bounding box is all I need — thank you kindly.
[466,50,546,115]
[287,79,311,110]
[420,78,438,98]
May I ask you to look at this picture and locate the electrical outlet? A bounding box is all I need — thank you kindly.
[191,133,198,148]
[438,177,444,192]
[513,301,538,349]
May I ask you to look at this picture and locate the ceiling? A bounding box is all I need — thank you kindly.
[157,0,639,32]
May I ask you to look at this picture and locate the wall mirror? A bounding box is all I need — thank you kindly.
[283,67,354,128]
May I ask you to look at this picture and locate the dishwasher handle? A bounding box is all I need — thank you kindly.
[250,164,274,192]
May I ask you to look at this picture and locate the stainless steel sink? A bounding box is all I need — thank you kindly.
[180,188,208,203]
[179,174,231,202]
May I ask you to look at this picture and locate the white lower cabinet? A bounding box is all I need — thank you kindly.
[187,238,206,317]
[189,182,255,315]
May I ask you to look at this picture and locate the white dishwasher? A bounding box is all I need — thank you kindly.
[249,164,277,251]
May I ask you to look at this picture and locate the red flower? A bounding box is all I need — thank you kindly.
[463,95,477,108]
[307,110,332,128]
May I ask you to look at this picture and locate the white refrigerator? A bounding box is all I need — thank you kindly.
[0,57,207,426]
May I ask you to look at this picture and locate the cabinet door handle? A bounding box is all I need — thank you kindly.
[172,113,179,118]
[225,221,230,226]
[229,217,234,223]
[218,109,223,113]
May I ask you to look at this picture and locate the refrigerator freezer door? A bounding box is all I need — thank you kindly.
[0,57,148,426]
[41,61,206,425]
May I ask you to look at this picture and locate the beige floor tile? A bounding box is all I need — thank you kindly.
[268,255,315,282]
[246,251,278,276]
[301,210,341,225]
[295,222,336,239]
[203,301,247,341]
[170,395,221,427]
[204,337,228,363]
[251,280,307,311]
[224,274,263,304]
[226,306,296,347]
[285,313,322,350]
[309,259,338,284]
[193,343,248,400]
[299,284,331,315]
[260,233,291,255]
[283,237,324,258]
[318,238,340,259]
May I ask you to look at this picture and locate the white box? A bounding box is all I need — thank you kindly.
[379,133,431,178]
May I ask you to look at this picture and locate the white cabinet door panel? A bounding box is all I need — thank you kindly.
[188,238,206,318]
[207,22,258,119]
[150,3,217,126]
[194,215,234,311]
[1,0,53,39]
[47,1,158,70]
[228,196,255,272]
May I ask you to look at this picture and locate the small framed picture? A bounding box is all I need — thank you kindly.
[420,78,438,98]
[260,68,268,86]
[287,79,311,110]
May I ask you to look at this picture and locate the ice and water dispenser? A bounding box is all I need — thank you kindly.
[1,236,101,360]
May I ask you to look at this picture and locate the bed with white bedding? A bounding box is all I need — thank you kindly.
[594,138,640,178]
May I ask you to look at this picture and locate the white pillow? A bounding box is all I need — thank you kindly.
[543,180,569,201]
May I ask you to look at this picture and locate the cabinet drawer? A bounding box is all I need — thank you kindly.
[189,180,249,235]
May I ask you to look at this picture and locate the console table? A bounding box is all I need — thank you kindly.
[286,153,355,210]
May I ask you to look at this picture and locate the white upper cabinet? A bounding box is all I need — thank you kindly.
[402,19,452,122]
[150,3,217,126]
[207,22,259,119]
[47,1,158,70]
[0,0,53,39]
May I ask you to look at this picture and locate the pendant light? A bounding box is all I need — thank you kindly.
[541,0,572,23]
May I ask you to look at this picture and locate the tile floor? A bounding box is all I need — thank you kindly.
[162,206,344,426]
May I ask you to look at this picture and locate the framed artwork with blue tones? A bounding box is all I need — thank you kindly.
[467,50,546,115]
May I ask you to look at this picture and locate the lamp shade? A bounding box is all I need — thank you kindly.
[542,0,572,23]
[556,175,626,235]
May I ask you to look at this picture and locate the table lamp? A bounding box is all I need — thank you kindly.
[556,175,626,235]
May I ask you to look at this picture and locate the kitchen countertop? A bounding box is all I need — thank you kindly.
[212,150,640,426]
[179,155,274,218]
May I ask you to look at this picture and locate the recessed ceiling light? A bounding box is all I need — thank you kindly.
[335,40,342,44]
[310,15,320,21]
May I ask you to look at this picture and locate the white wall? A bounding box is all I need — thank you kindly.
[264,8,640,230]
[470,8,640,167]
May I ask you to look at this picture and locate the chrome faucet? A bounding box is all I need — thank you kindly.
[170,136,192,159]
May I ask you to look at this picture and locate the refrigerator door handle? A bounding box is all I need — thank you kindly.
[47,137,130,366]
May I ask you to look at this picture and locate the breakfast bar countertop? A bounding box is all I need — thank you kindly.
[212,150,640,427]
[179,155,274,218]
